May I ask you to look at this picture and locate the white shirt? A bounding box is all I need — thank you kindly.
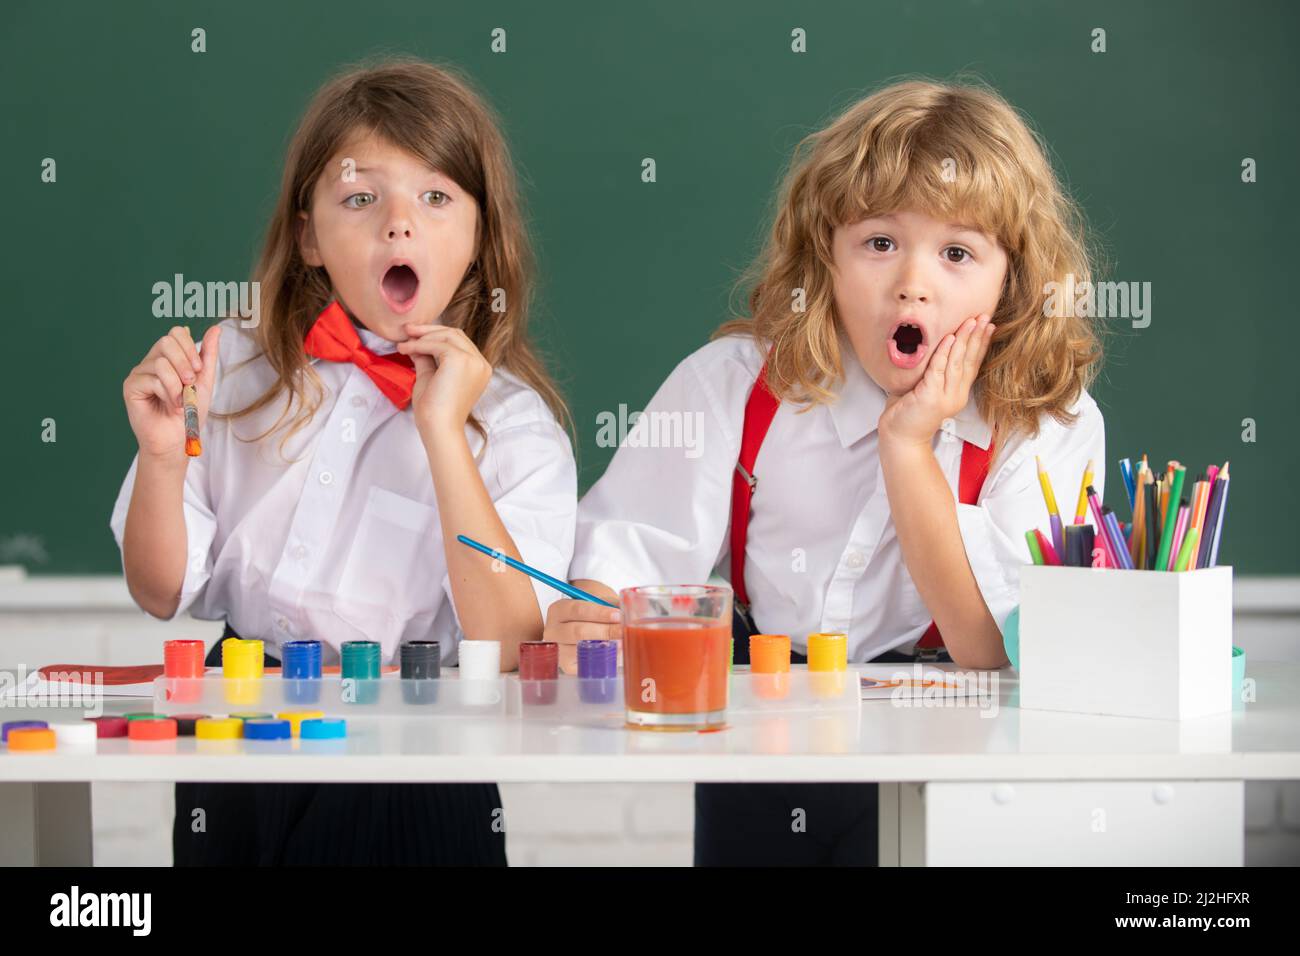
[109,317,577,666]
[572,334,1106,663]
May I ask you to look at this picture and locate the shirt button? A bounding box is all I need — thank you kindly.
[319,470,333,486]
[351,395,366,408]
[292,544,308,560]
[845,550,865,569]
[276,616,289,631]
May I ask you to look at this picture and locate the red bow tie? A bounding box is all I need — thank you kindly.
[303,301,416,409]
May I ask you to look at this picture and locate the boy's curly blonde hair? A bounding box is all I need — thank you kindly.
[718,77,1103,445]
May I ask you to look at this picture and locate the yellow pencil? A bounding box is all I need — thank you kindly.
[1036,456,1060,515]
[1073,459,1094,524]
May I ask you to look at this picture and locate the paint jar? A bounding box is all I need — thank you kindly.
[163,639,206,704]
[221,638,264,707]
[341,641,381,705]
[281,640,322,705]
[749,634,791,699]
[578,640,619,704]
[401,640,441,705]
[807,632,849,698]
[457,641,501,707]
[519,641,559,705]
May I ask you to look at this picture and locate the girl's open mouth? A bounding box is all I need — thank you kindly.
[887,321,928,370]
[380,263,420,313]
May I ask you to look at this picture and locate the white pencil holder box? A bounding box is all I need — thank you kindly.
[1017,565,1233,720]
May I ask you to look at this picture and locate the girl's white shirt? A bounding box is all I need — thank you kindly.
[110,317,577,666]
[571,333,1105,662]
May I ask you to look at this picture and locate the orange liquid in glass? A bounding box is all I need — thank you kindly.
[623,617,730,717]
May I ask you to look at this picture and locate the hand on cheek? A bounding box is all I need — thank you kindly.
[879,313,996,447]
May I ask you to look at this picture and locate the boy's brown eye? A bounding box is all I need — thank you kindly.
[870,237,893,252]
[945,247,970,262]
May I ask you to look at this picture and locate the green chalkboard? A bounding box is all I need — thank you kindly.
[1,0,1295,574]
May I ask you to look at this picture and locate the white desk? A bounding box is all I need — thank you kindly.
[3,664,1298,865]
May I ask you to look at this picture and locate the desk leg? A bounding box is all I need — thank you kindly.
[0,782,93,866]
[878,783,898,865]
[878,782,927,866]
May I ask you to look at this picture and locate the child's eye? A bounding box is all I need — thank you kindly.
[343,193,376,209]
[423,190,449,206]
[944,246,973,263]
[867,236,895,252]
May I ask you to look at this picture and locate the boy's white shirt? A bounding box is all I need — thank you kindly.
[572,333,1106,663]
[109,317,577,666]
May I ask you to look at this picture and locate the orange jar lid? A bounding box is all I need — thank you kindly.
[8,727,56,750]
[128,718,178,740]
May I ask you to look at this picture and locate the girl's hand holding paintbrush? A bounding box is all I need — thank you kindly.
[123,324,222,465]
[543,580,622,675]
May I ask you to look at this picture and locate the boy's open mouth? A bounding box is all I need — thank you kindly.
[887,320,928,370]
[380,262,420,313]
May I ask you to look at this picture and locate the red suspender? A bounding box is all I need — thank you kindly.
[729,362,995,651]
[729,361,781,609]
[912,429,995,649]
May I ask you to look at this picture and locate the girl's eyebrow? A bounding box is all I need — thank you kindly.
[334,164,454,190]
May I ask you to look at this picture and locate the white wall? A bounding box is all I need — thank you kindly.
[2,570,1296,866]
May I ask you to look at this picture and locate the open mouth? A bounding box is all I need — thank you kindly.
[380,263,420,313]
[887,321,928,370]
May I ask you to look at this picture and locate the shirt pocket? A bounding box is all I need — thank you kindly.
[333,486,443,628]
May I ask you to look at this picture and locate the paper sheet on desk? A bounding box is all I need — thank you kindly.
[0,663,402,700]
[859,662,988,700]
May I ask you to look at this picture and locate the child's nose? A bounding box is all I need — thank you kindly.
[894,256,932,303]
[384,201,415,240]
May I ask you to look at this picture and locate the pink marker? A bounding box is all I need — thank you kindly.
[1166,500,1191,572]
[1085,486,1117,568]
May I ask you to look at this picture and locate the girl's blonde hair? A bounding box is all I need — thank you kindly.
[213,57,569,454]
[716,77,1103,445]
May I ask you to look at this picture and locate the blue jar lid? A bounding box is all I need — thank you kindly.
[2,720,48,742]
[243,718,291,740]
[299,718,347,740]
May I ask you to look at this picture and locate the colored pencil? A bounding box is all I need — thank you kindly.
[1119,457,1135,511]
[1073,460,1094,524]
[1101,506,1134,570]
[1166,498,1190,572]
[1154,466,1185,572]
[1036,456,1064,558]
[1205,462,1231,567]
[1174,526,1201,572]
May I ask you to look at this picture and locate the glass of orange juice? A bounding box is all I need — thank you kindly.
[620,585,731,730]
